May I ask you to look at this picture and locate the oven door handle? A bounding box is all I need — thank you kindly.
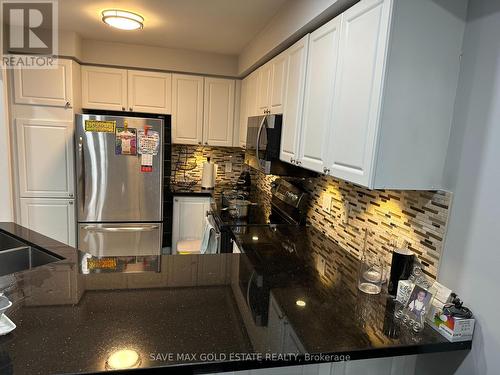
[246,270,256,308]
[255,116,267,165]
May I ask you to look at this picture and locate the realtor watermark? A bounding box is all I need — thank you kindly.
[149,352,351,363]
[1,0,58,68]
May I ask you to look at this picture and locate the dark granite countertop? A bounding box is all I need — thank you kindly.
[0,223,471,375]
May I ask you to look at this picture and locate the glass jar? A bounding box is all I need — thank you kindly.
[358,229,385,295]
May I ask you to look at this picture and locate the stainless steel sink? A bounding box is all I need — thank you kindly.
[0,233,62,277]
[0,232,25,251]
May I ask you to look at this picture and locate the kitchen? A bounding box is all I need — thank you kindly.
[0,0,497,374]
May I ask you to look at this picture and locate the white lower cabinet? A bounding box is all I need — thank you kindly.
[267,293,306,354]
[172,196,211,253]
[19,198,75,246]
[211,356,416,375]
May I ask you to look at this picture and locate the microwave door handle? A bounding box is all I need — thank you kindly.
[255,116,267,163]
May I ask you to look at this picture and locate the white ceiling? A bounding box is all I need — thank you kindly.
[59,0,289,56]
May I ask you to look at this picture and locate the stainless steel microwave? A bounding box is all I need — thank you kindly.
[244,114,316,177]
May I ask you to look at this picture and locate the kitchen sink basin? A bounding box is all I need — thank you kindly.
[0,246,62,277]
[0,232,25,252]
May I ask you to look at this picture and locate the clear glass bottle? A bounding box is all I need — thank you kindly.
[358,229,385,295]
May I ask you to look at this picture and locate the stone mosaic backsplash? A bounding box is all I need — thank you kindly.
[253,171,452,280]
[171,145,244,187]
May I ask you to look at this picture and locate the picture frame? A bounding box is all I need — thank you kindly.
[405,284,433,321]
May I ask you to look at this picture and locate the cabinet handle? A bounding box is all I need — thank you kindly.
[65,101,71,109]
[205,142,208,145]
[129,107,133,111]
[174,199,178,202]
[198,142,202,145]
[296,160,302,165]
[68,193,73,198]
[68,201,73,205]
[290,158,295,163]
[323,167,330,174]
[122,107,125,111]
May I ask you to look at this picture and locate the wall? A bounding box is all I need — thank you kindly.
[80,39,239,77]
[427,0,500,374]
[238,0,358,75]
[254,172,452,281]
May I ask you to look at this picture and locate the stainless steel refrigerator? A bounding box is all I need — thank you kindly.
[75,114,163,258]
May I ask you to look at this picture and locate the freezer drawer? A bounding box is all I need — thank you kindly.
[78,223,162,257]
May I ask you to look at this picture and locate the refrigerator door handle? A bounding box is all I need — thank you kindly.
[78,136,86,209]
[81,225,160,232]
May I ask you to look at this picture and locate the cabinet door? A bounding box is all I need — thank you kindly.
[203,77,235,147]
[82,66,127,111]
[15,119,74,198]
[246,71,259,117]
[13,59,73,107]
[127,70,172,114]
[19,198,76,246]
[267,294,286,353]
[239,78,249,148]
[256,63,272,113]
[298,16,342,173]
[328,0,392,187]
[172,74,204,145]
[280,35,309,164]
[172,196,211,253]
[283,319,306,353]
[269,53,287,114]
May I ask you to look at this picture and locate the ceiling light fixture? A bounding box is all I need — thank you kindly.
[102,10,144,31]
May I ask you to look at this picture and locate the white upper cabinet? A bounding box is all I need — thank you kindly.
[13,59,73,108]
[15,118,74,198]
[278,0,466,189]
[82,67,172,114]
[82,66,127,111]
[127,70,172,114]
[280,35,309,165]
[238,78,249,148]
[256,63,272,114]
[269,53,287,114]
[298,15,342,173]
[246,71,259,117]
[203,77,235,147]
[171,74,204,145]
[255,54,288,115]
[327,0,391,187]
